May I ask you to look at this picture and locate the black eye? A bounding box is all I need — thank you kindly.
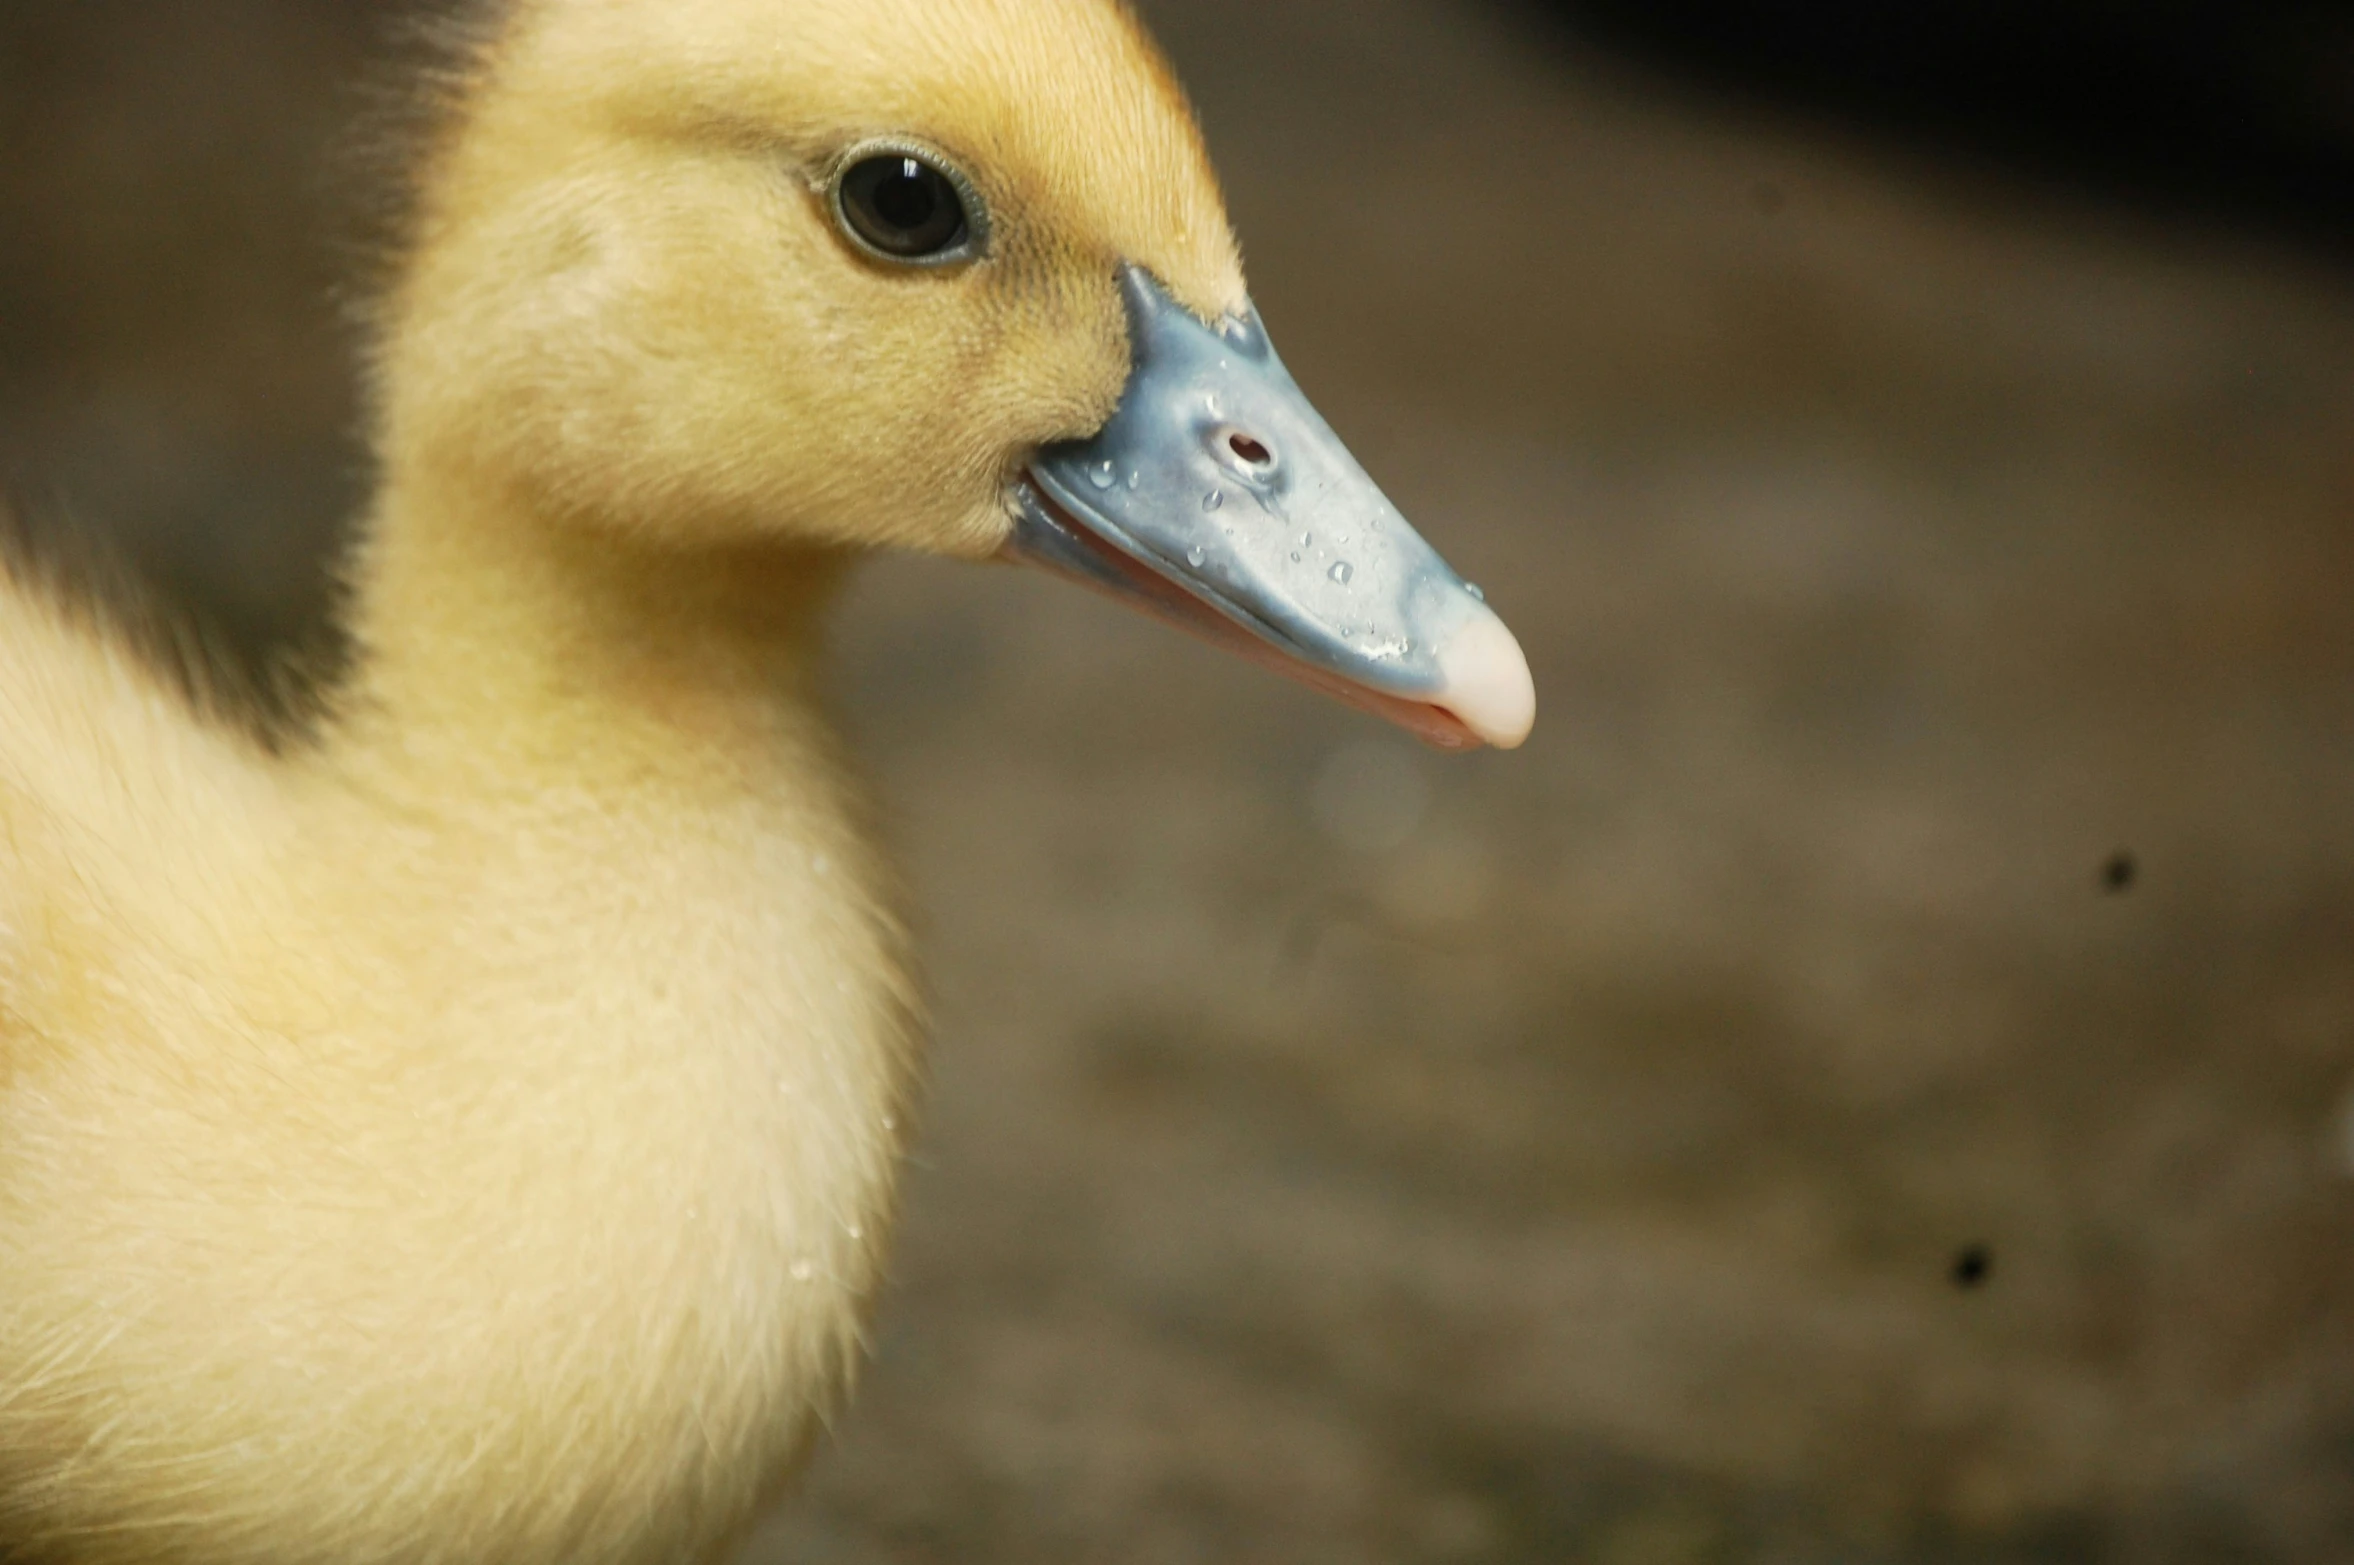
[836,152,975,262]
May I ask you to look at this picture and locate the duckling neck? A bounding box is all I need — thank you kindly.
[327,460,914,1170]
[346,470,849,793]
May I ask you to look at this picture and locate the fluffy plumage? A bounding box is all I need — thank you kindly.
[0,2,1240,1560]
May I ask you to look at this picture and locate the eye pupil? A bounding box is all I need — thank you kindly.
[838,151,973,261]
[871,166,937,231]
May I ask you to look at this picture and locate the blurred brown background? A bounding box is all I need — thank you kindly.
[6,1,2354,1560]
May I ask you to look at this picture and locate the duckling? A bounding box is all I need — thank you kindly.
[0,1,1533,1561]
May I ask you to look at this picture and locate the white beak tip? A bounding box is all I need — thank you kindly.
[1433,608,1536,750]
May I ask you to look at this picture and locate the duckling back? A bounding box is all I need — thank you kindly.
[0,555,285,1022]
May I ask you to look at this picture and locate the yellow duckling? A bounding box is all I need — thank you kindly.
[0,0,1534,1560]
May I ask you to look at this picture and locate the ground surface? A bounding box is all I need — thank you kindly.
[4,2,2353,1560]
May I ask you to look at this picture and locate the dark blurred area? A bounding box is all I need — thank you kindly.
[0,1,370,653]
[6,3,2354,1562]
[1533,0,2354,254]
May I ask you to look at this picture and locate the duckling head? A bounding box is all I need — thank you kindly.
[379,0,1534,748]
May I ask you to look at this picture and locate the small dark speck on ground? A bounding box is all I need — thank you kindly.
[1952,1244,1994,1290]
[2101,852,2138,893]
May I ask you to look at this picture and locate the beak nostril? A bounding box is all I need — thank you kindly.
[1228,433,1273,466]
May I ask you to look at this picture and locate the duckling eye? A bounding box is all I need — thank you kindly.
[835,152,975,263]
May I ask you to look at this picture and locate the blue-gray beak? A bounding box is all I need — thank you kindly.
[1005,267,1534,750]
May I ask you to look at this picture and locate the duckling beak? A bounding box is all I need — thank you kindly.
[1004,266,1535,751]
